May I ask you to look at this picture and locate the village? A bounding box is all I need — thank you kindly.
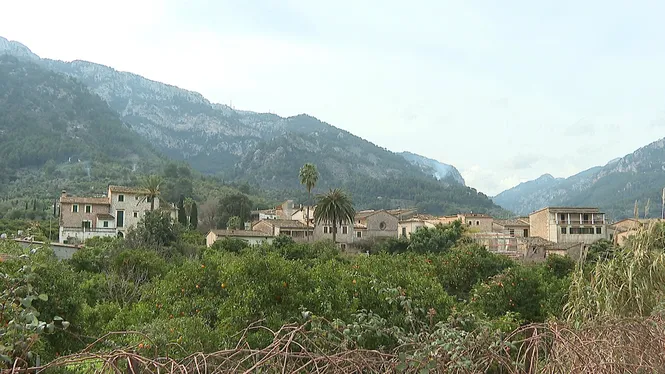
[52,185,650,262]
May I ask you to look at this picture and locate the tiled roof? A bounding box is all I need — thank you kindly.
[355,210,378,219]
[255,219,308,228]
[60,196,109,205]
[210,230,273,238]
[494,219,530,227]
[518,237,582,251]
[108,185,150,194]
[96,213,115,220]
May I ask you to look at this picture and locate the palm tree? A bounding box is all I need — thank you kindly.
[299,163,319,239]
[138,175,162,211]
[314,188,355,244]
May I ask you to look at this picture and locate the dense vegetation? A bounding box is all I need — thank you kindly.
[1,216,580,371]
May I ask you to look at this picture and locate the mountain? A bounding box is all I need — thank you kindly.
[399,152,465,185]
[493,138,665,220]
[0,55,164,198]
[0,36,507,216]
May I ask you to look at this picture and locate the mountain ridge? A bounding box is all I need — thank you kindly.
[0,36,507,216]
[493,137,665,220]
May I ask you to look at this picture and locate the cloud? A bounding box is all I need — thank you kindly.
[507,154,541,170]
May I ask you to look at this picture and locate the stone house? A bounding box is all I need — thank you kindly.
[440,213,493,232]
[59,185,175,243]
[313,210,399,249]
[610,218,661,246]
[492,218,530,237]
[397,215,445,238]
[206,229,274,247]
[252,219,313,242]
[529,207,608,245]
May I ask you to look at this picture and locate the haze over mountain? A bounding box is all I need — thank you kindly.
[0,36,508,216]
[493,139,665,220]
[399,152,466,185]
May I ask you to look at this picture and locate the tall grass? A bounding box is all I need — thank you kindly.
[565,222,665,323]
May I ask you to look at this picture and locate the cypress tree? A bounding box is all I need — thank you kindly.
[25,201,28,210]
[32,199,36,211]
[190,201,198,229]
[177,196,188,226]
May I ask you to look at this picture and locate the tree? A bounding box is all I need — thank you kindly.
[227,216,242,230]
[139,175,162,211]
[184,198,194,222]
[299,163,319,239]
[216,193,252,228]
[190,201,198,230]
[314,188,355,244]
[177,196,188,226]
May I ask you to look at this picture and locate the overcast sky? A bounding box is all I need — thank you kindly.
[2,0,664,195]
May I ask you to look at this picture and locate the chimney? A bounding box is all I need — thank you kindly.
[61,190,67,198]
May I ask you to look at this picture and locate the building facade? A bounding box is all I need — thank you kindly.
[529,207,608,245]
[59,186,174,243]
[252,219,313,242]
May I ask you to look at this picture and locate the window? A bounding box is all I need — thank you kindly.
[147,196,153,203]
[468,221,472,226]
[569,227,595,235]
[402,227,407,237]
[559,213,566,222]
[342,226,348,234]
[118,194,124,202]
[324,227,328,234]
[340,244,347,250]
[476,220,480,226]
[85,205,92,213]
[116,210,124,228]
[81,221,91,230]
[135,196,139,200]
[561,227,567,234]
[357,231,363,238]
[523,229,529,237]
[509,229,515,237]
[379,221,387,230]
[72,204,79,213]
[103,221,109,228]
[596,227,602,234]
[133,212,138,218]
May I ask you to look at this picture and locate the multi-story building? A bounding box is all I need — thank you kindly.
[59,185,175,243]
[529,207,608,245]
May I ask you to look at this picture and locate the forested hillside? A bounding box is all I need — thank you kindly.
[494,137,665,220]
[0,36,509,216]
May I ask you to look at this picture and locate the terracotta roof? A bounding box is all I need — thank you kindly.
[60,196,109,205]
[494,219,530,227]
[518,237,582,251]
[108,185,150,194]
[96,213,115,220]
[210,230,273,238]
[254,219,308,228]
[355,210,391,220]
